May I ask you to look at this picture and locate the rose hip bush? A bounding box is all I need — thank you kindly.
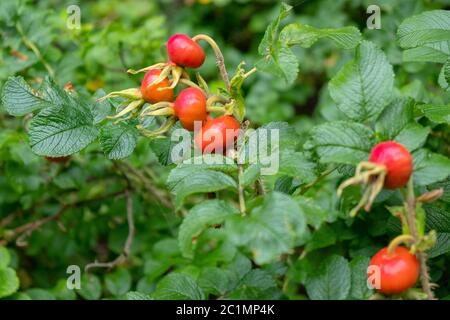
[0,1,449,300]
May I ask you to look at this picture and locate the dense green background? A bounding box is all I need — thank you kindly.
[0,0,449,300]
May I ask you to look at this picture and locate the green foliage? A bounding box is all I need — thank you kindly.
[0,0,449,301]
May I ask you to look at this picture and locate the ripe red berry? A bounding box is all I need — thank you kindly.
[45,156,70,163]
[167,34,206,69]
[140,69,174,103]
[368,246,419,294]
[174,87,207,131]
[368,141,413,189]
[195,115,240,154]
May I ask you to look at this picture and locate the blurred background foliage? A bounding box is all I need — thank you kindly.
[0,0,449,300]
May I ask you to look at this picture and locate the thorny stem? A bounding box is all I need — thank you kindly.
[16,22,55,78]
[192,34,230,91]
[404,178,434,300]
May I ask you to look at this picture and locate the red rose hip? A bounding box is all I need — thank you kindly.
[368,246,419,294]
[174,87,207,131]
[369,141,413,189]
[167,34,206,68]
[195,115,240,154]
[140,69,174,103]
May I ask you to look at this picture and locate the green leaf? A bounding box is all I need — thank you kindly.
[329,41,394,121]
[105,268,132,297]
[305,255,351,300]
[1,76,47,116]
[439,59,450,92]
[178,200,239,258]
[76,275,102,300]
[279,151,317,183]
[0,268,20,298]
[349,256,372,300]
[228,62,255,121]
[149,137,179,166]
[304,224,336,253]
[258,2,292,57]
[397,10,450,49]
[280,24,361,49]
[126,291,152,300]
[25,288,55,300]
[376,98,429,151]
[198,267,232,296]
[29,104,98,157]
[0,247,11,268]
[241,163,262,187]
[305,121,374,165]
[417,104,450,124]
[228,269,279,299]
[256,43,299,86]
[295,196,337,229]
[413,149,450,186]
[167,166,237,209]
[167,155,238,190]
[99,122,138,159]
[238,121,299,165]
[402,46,449,63]
[425,205,450,258]
[152,273,205,300]
[227,192,307,264]
[257,3,296,84]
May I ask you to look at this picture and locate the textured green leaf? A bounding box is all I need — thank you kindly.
[0,247,11,268]
[304,224,336,253]
[295,196,337,229]
[198,267,233,296]
[228,269,279,299]
[256,43,299,85]
[179,200,239,258]
[29,104,98,157]
[126,291,152,300]
[0,268,20,298]
[258,2,292,56]
[305,121,374,165]
[238,121,299,165]
[152,273,205,300]
[398,10,450,48]
[440,59,450,92]
[413,149,450,186]
[227,192,307,264]
[76,275,102,300]
[279,151,317,183]
[1,76,47,116]
[425,205,450,258]
[376,97,430,150]
[99,122,138,159]
[305,255,351,300]
[329,41,394,121]
[402,46,449,63]
[417,104,450,124]
[174,171,237,209]
[105,268,132,296]
[349,256,372,300]
[25,288,55,300]
[280,24,361,49]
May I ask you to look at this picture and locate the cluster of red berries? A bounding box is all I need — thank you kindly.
[340,141,420,295]
[109,34,242,155]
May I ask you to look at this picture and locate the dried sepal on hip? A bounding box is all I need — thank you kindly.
[337,161,387,217]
